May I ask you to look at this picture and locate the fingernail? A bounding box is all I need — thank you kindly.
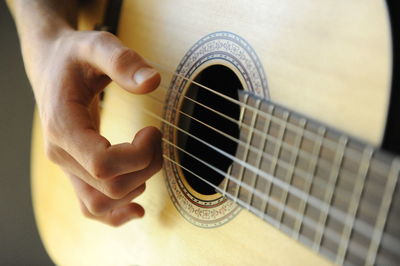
[133,67,158,85]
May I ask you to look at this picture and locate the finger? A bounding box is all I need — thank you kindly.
[53,111,161,181]
[46,127,161,199]
[103,136,163,199]
[79,31,161,94]
[68,173,146,216]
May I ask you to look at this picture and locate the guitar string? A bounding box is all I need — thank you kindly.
[146,61,390,176]
[148,81,391,203]
[152,79,396,211]
[149,81,396,229]
[103,97,398,254]
[147,101,381,235]
[152,82,381,185]
[149,88,397,242]
[101,95,399,257]
[111,86,383,213]
[153,78,390,178]
[153,80,390,185]
[145,91,385,203]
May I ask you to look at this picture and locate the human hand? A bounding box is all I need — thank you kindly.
[30,30,162,226]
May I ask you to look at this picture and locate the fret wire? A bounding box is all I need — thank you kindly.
[247,103,273,207]
[220,91,249,196]
[136,102,396,249]
[261,110,289,225]
[276,118,306,230]
[238,93,248,128]
[241,99,262,208]
[258,105,275,218]
[232,94,250,202]
[336,147,373,265]
[161,145,371,262]
[221,164,232,196]
[314,136,348,251]
[235,97,261,202]
[293,126,326,240]
[148,92,387,201]
[232,91,250,202]
[365,158,400,266]
[156,77,389,177]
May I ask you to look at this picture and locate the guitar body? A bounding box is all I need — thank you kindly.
[31,0,393,265]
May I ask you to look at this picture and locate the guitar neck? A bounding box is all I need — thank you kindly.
[221,91,400,265]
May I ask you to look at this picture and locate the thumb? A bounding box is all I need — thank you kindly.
[79,31,161,94]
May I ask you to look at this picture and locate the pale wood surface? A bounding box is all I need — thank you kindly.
[32,0,391,265]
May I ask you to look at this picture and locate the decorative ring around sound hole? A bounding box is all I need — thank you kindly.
[162,31,269,228]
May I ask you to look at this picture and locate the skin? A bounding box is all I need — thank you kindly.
[7,0,163,226]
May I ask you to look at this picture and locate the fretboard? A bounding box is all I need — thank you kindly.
[219,90,400,266]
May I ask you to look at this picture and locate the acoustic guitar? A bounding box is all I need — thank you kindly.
[31,0,400,265]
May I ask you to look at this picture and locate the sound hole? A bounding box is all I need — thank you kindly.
[177,65,242,195]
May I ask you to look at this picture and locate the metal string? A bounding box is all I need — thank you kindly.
[103,90,399,257]
[155,82,388,181]
[145,89,387,203]
[146,60,390,176]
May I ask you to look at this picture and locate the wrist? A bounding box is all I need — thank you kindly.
[13,0,77,41]
[11,0,78,81]
[20,25,75,87]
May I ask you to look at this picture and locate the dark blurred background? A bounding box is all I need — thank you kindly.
[0,2,53,265]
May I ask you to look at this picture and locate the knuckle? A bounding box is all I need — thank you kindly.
[89,154,112,179]
[87,31,114,50]
[86,194,110,215]
[104,180,126,200]
[79,203,93,219]
[81,207,93,219]
[94,31,115,42]
[109,47,139,73]
[136,184,146,196]
[44,142,61,163]
[42,115,67,148]
[108,219,123,227]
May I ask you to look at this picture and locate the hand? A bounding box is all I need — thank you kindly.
[31,29,162,226]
